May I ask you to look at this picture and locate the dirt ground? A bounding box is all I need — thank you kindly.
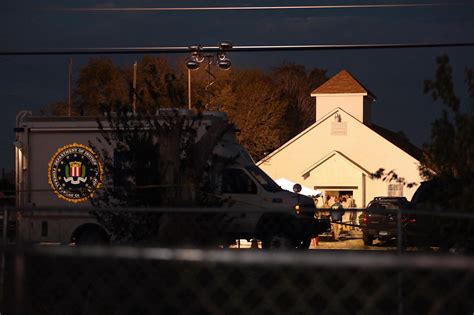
[232,229,398,250]
[311,229,397,250]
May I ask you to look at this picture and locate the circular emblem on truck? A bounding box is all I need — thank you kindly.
[48,143,103,203]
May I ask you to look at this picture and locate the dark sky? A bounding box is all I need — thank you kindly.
[1,0,474,171]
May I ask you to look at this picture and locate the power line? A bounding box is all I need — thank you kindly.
[1,42,474,56]
[48,2,473,12]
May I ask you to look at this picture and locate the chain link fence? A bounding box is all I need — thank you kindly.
[1,206,474,314]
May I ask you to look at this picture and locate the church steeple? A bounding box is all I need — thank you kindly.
[310,70,376,125]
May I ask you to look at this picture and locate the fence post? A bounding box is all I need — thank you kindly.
[2,207,6,245]
[0,206,7,312]
[397,208,404,315]
[13,252,24,315]
[397,208,403,254]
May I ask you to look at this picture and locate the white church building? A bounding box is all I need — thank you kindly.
[257,70,423,208]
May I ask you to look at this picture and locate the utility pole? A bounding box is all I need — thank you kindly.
[68,58,72,116]
[132,61,137,113]
[188,68,192,109]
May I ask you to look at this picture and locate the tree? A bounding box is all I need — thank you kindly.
[90,107,235,244]
[43,57,187,116]
[212,69,290,161]
[181,60,233,111]
[185,63,327,161]
[422,56,474,179]
[272,63,327,138]
[419,55,474,209]
[74,58,129,115]
[42,100,69,116]
[123,56,186,112]
[371,56,474,199]
[43,57,328,162]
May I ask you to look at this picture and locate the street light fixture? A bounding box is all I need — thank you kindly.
[217,58,232,71]
[185,42,233,109]
[185,58,200,71]
[185,42,233,71]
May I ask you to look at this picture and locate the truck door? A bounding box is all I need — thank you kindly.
[221,168,262,236]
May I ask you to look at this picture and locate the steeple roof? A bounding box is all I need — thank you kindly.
[311,70,376,99]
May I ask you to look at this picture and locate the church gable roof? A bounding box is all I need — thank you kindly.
[257,107,421,166]
[301,150,372,177]
[311,70,376,99]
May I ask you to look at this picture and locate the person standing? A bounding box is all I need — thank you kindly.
[315,193,324,208]
[346,195,357,229]
[327,195,336,207]
[331,198,343,240]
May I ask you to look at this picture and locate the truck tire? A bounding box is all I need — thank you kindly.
[74,225,109,246]
[262,233,295,250]
[363,233,373,246]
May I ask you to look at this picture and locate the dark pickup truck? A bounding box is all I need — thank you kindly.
[360,180,474,252]
[359,197,414,246]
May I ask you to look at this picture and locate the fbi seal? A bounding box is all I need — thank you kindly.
[48,143,103,203]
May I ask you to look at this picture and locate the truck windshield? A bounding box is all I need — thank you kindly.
[246,166,283,193]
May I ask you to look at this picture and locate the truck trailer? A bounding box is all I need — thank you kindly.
[14,109,329,248]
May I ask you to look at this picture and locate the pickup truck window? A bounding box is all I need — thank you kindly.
[246,166,283,193]
[222,169,257,194]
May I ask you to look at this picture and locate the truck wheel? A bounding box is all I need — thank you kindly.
[262,234,295,250]
[74,227,109,246]
[363,233,373,246]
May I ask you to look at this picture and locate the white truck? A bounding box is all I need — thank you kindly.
[14,109,329,248]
